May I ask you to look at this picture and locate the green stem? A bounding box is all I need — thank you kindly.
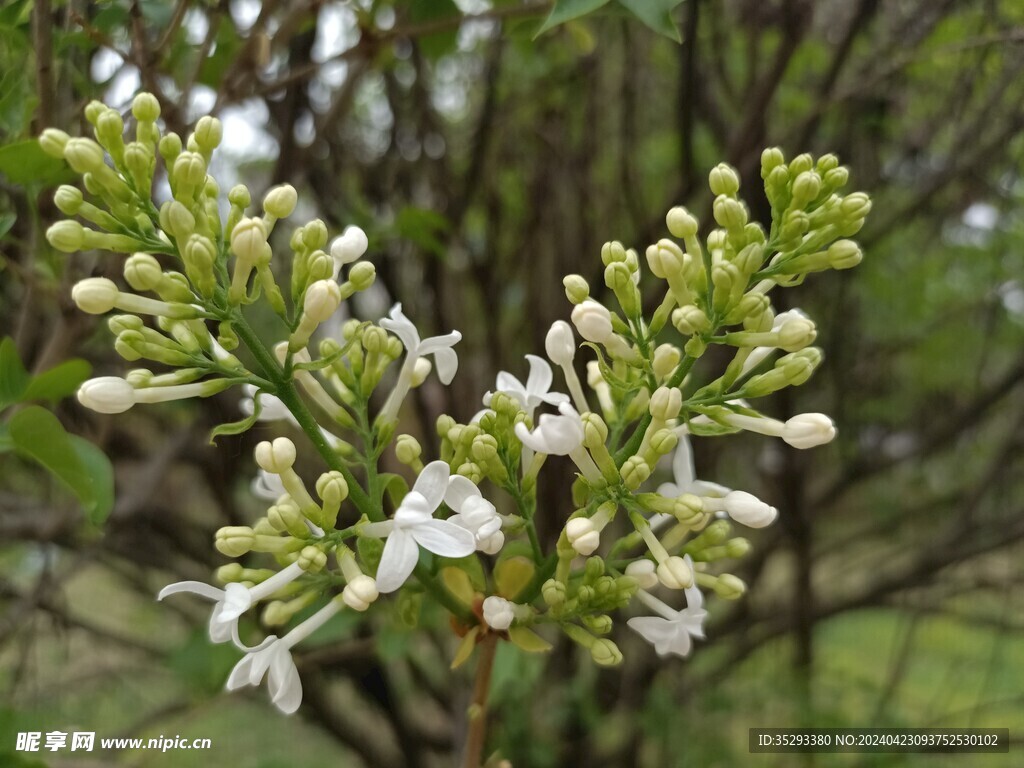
[231,312,375,519]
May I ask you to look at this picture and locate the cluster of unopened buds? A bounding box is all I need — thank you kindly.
[41,92,869,714]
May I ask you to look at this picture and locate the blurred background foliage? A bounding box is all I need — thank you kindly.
[1,0,1023,766]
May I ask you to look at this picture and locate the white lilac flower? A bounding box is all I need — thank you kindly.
[445,475,504,554]
[657,431,732,499]
[226,598,342,714]
[628,560,707,658]
[482,596,515,631]
[544,320,590,412]
[514,402,602,482]
[378,304,462,423]
[158,561,307,646]
[487,354,569,421]
[360,461,475,593]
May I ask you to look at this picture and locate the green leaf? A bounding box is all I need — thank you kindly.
[0,211,14,239]
[508,626,553,653]
[535,0,611,37]
[0,336,29,408]
[208,394,262,444]
[380,472,411,509]
[450,625,480,669]
[440,566,477,607]
[8,406,112,521]
[0,139,71,187]
[408,0,460,59]
[68,435,115,526]
[617,0,684,42]
[22,358,91,402]
[0,0,32,27]
[494,556,534,600]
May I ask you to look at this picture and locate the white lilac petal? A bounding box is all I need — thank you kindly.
[157,580,225,602]
[445,474,482,509]
[431,345,460,384]
[410,519,476,557]
[411,460,450,510]
[374,529,420,593]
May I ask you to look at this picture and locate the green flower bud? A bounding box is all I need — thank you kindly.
[158,133,182,165]
[456,462,482,483]
[590,638,623,667]
[726,537,751,557]
[64,138,105,174]
[193,116,223,151]
[230,216,269,263]
[791,171,822,207]
[302,219,329,250]
[215,525,256,557]
[649,428,678,457]
[263,184,297,219]
[346,261,376,291]
[733,243,765,275]
[601,240,627,265]
[161,200,196,240]
[39,128,70,159]
[620,456,650,490]
[702,519,731,545]
[173,151,206,188]
[228,184,251,208]
[789,153,813,176]
[761,147,785,177]
[108,314,143,334]
[84,100,106,125]
[563,274,590,304]
[298,545,327,573]
[828,239,863,269]
[672,305,710,335]
[96,110,124,150]
[583,614,613,634]
[470,434,498,463]
[316,470,349,505]
[215,563,245,583]
[116,246,169,287]
[396,435,423,465]
[132,92,161,123]
[709,163,740,196]
[580,412,609,449]
[714,573,747,599]
[542,578,566,607]
[268,500,308,538]
[436,414,457,438]
[53,185,83,215]
[713,196,747,230]
[823,166,849,190]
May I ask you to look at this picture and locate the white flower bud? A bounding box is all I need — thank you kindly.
[777,315,817,352]
[666,206,698,238]
[263,184,297,219]
[330,225,369,267]
[254,437,297,473]
[77,376,137,414]
[72,278,119,314]
[46,220,85,253]
[625,559,658,590]
[545,320,576,366]
[124,253,163,292]
[230,217,269,264]
[652,344,681,380]
[782,413,836,449]
[656,556,693,589]
[342,575,379,611]
[571,300,613,343]
[565,518,599,556]
[39,129,70,159]
[649,386,682,421]
[722,491,777,528]
[482,595,515,631]
[303,280,342,323]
